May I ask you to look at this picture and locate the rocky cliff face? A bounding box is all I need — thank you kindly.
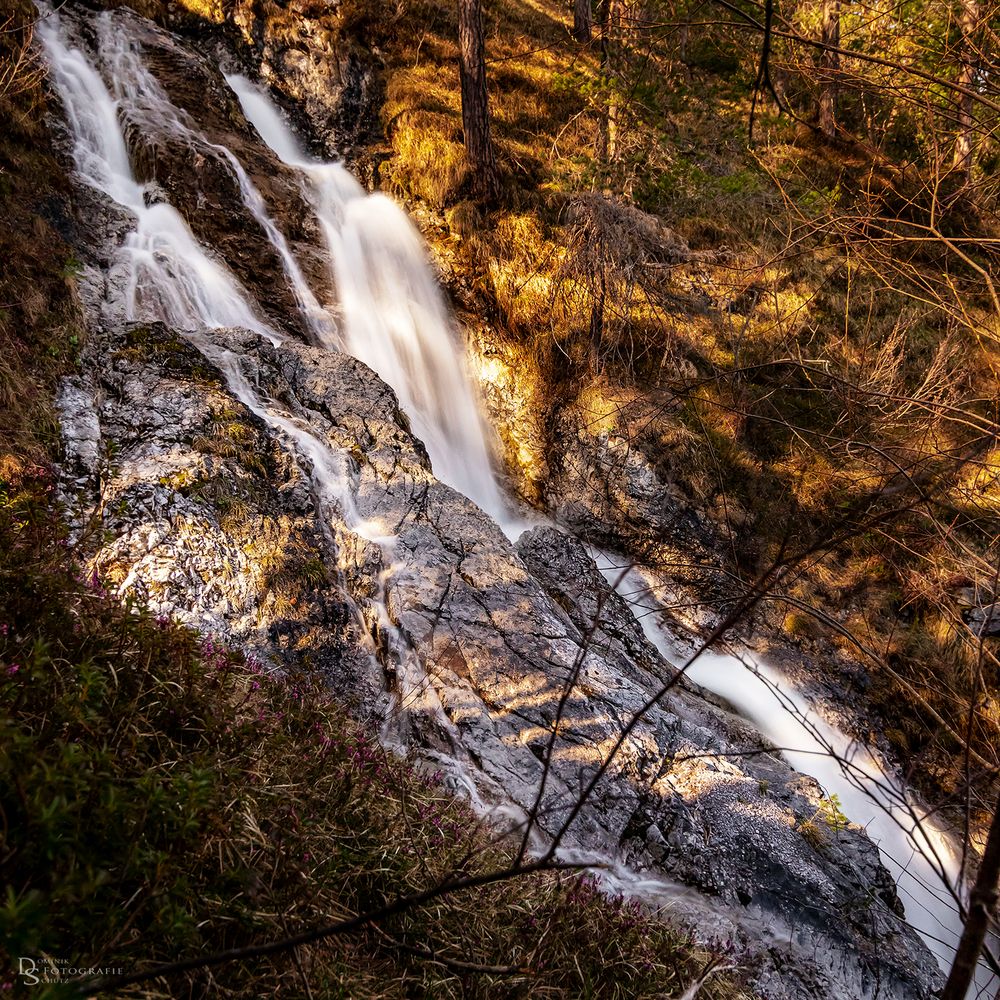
[48,6,943,998]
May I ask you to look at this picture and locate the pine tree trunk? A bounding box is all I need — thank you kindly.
[574,0,592,42]
[953,0,980,178]
[819,0,840,138]
[940,792,1000,999]
[597,0,619,165]
[589,264,606,367]
[679,22,692,83]
[458,0,500,203]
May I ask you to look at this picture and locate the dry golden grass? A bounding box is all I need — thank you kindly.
[385,109,468,207]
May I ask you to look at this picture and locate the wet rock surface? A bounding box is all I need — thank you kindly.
[60,313,941,999]
[538,387,729,617]
[519,529,934,996]
[58,323,383,708]
[62,8,333,340]
[50,8,944,999]
[231,8,381,162]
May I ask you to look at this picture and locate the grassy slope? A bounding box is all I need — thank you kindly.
[0,0,748,995]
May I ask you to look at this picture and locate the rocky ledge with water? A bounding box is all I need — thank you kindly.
[44,5,951,998]
[59,316,942,999]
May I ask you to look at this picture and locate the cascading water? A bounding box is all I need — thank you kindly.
[68,20,513,529]
[595,555,996,993]
[225,74,514,530]
[38,6,994,994]
[36,10,384,546]
[90,17,334,346]
[40,20,277,341]
[39,2,467,759]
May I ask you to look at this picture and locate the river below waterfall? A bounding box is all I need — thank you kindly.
[38,5,994,996]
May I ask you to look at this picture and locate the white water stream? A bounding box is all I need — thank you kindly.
[41,23,274,340]
[94,16,335,346]
[596,556,995,993]
[38,8,993,994]
[36,14,388,539]
[225,73,512,529]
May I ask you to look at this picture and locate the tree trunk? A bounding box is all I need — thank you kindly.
[574,0,592,42]
[940,791,1000,999]
[953,0,980,178]
[818,0,840,138]
[458,0,500,204]
[597,0,619,165]
[589,263,606,367]
[679,22,692,83]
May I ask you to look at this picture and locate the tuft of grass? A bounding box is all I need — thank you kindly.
[798,818,826,849]
[386,114,467,208]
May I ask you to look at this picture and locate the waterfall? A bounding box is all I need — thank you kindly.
[595,555,994,991]
[39,19,276,340]
[39,1,469,764]
[38,6,992,993]
[36,10,381,544]
[58,16,514,528]
[93,17,335,346]
[225,74,513,531]
[40,7,508,530]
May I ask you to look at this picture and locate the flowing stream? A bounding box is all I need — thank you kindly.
[39,0,477,792]
[37,8,992,994]
[595,556,995,993]
[95,15,334,346]
[36,12,388,541]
